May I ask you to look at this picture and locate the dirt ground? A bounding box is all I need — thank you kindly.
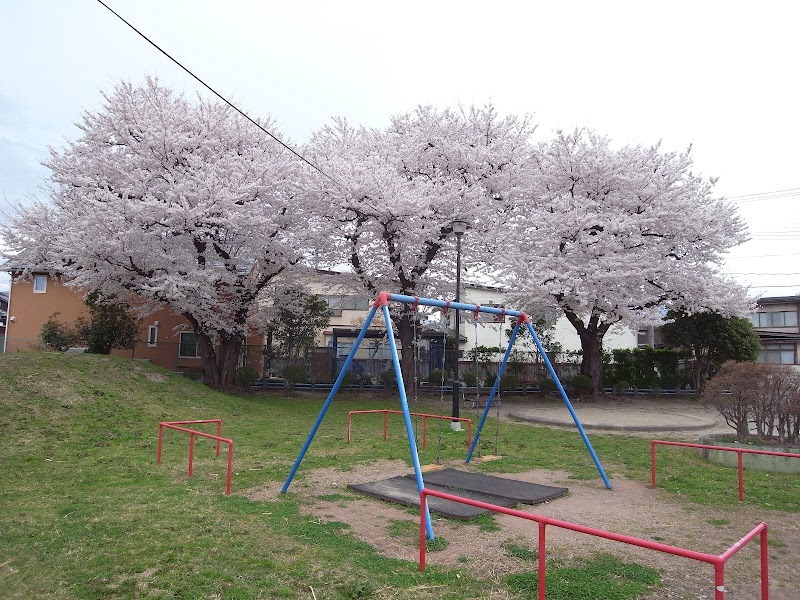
[246,400,800,599]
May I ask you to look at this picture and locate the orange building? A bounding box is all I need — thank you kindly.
[3,272,265,376]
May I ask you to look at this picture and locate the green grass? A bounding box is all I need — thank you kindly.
[503,542,538,562]
[506,554,661,599]
[1,352,795,598]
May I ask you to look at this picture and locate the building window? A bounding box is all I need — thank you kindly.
[33,275,47,293]
[147,325,158,347]
[759,343,796,364]
[179,332,199,358]
[749,311,799,328]
[320,295,371,317]
[336,342,353,358]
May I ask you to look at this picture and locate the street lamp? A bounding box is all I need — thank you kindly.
[451,219,468,423]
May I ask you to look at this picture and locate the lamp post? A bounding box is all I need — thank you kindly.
[451,219,468,423]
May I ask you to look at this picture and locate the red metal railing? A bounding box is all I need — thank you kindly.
[651,439,800,502]
[157,420,234,495]
[419,488,768,599]
[347,409,472,450]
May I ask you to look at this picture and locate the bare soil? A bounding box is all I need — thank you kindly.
[246,458,799,599]
[245,400,800,599]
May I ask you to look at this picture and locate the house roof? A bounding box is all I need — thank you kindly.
[756,295,800,306]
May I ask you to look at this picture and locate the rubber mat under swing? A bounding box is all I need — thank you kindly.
[348,469,568,519]
[420,468,569,505]
[348,476,518,519]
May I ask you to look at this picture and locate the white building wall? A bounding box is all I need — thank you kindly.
[459,284,637,355]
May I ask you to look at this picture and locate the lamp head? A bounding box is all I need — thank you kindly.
[451,219,468,236]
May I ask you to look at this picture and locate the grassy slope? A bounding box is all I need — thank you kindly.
[1,352,795,599]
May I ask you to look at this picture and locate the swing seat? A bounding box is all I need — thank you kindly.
[420,463,446,473]
[471,455,502,463]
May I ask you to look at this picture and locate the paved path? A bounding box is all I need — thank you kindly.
[506,396,733,439]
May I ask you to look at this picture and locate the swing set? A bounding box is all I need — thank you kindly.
[282,291,611,540]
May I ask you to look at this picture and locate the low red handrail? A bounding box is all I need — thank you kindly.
[158,420,234,495]
[419,488,768,599]
[651,439,800,502]
[347,409,472,450]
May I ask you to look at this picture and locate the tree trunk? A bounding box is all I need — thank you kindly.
[194,327,243,389]
[217,333,242,387]
[692,354,710,396]
[395,313,415,394]
[578,331,604,395]
[563,310,612,396]
[197,332,221,387]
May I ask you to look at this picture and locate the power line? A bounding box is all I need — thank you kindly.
[95,0,343,190]
[747,284,800,288]
[726,252,800,259]
[728,188,800,203]
[727,272,800,276]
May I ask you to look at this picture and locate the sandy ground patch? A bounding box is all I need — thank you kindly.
[246,458,800,600]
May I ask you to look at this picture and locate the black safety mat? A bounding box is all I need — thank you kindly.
[419,468,568,505]
[348,476,518,519]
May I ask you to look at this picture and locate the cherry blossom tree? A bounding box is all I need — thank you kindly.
[501,128,751,394]
[303,105,533,386]
[1,78,305,387]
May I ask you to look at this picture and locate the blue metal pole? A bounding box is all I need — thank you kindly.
[281,306,378,493]
[524,320,612,489]
[382,304,435,541]
[465,321,521,463]
[389,293,520,318]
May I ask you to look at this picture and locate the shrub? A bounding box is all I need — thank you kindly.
[40,313,80,351]
[379,369,396,388]
[338,370,359,387]
[234,366,259,387]
[612,380,631,396]
[282,364,307,389]
[568,373,592,397]
[500,374,521,392]
[484,373,497,388]
[538,378,557,394]
[359,373,374,386]
[427,369,444,386]
[462,370,478,387]
[703,361,800,442]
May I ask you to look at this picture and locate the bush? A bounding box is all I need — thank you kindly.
[359,373,374,386]
[703,361,800,442]
[427,369,444,386]
[462,370,478,387]
[282,364,307,389]
[484,373,497,388]
[379,370,396,388]
[500,374,521,392]
[40,313,80,351]
[234,366,259,387]
[568,373,592,397]
[612,380,631,396]
[338,370,359,387]
[538,378,557,394]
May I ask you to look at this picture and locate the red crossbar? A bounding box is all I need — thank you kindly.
[157,420,234,495]
[651,439,800,502]
[419,488,768,599]
[347,409,472,450]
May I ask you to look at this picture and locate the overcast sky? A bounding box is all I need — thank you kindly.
[1,0,798,297]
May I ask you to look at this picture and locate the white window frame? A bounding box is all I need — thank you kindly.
[33,275,47,294]
[147,325,159,347]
